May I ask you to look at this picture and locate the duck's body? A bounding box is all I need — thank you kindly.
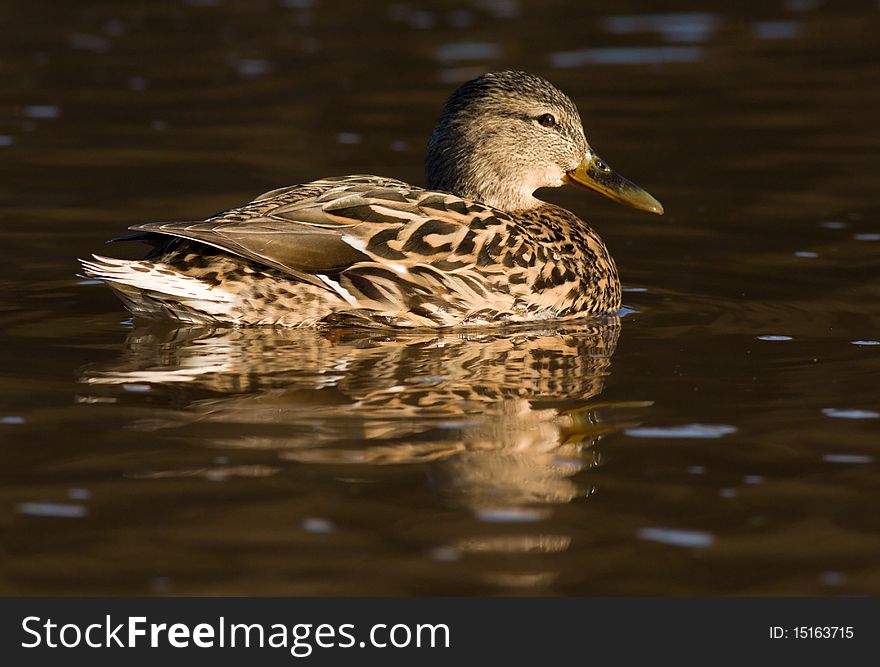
[82,71,660,328]
[84,175,619,327]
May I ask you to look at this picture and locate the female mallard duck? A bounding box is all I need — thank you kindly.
[81,71,662,328]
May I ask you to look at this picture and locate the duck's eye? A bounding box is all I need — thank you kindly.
[536,113,557,128]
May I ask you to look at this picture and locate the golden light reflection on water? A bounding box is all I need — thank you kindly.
[79,321,642,568]
[68,320,653,591]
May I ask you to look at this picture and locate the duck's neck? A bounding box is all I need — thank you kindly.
[425,126,544,212]
[427,167,543,211]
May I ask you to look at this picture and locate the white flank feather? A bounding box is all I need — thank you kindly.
[79,255,237,321]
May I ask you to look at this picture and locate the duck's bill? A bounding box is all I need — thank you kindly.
[564,155,664,215]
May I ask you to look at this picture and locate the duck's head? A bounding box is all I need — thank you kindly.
[426,70,663,215]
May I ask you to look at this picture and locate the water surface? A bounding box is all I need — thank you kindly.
[1,0,879,595]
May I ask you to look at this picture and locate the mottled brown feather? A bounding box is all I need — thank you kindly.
[89,174,621,327]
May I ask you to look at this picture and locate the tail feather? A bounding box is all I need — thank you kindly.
[79,254,237,323]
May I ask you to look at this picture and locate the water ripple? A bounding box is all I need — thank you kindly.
[822,454,874,464]
[435,42,501,62]
[17,502,87,518]
[476,507,550,523]
[551,46,702,68]
[626,424,737,439]
[822,408,879,420]
[752,21,801,40]
[637,527,714,548]
[603,13,718,43]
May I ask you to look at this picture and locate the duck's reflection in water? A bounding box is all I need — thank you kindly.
[81,318,648,587]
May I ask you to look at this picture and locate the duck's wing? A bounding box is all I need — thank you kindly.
[128,175,511,282]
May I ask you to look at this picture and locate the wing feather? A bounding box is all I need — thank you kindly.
[127,176,517,303]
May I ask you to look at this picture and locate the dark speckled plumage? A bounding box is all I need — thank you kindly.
[81,71,659,328]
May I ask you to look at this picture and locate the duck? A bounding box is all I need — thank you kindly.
[81,70,663,328]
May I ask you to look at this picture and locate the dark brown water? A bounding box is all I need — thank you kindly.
[2,0,879,595]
